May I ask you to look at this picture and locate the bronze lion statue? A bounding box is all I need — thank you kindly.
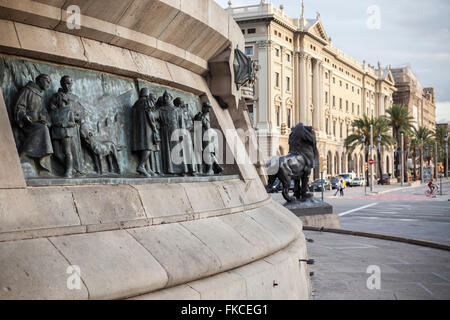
[266,123,318,202]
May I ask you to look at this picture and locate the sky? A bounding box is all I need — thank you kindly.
[217,0,450,124]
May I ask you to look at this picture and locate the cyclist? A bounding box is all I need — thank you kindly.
[428,179,437,195]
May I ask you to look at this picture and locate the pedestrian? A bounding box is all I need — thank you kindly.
[334,179,342,197]
[333,180,340,197]
[339,179,345,197]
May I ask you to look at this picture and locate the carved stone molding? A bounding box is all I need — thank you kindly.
[257,40,272,49]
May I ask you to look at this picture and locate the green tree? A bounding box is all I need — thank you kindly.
[385,104,415,181]
[435,125,449,174]
[344,115,393,184]
[410,126,434,180]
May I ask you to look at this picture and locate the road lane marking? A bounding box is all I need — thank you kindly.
[416,283,434,296]
[338,203,378,217]
[432,272,450,283]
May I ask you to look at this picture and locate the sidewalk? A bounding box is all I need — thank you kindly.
[323,179,450,198]
[305,230,450,300]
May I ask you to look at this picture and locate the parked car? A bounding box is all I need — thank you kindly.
[339,172,357,186]
[309,179,331,192]
[350,177,365,187]
[330,177,340,189]
[267,178,282,193]
[377,173,390,185]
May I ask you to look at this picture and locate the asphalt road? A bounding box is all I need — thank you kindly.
[271,180,450,299]
[320,181,450,245]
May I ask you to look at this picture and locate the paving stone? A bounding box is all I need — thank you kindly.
[69,185,146,225]
[0,238,88,299]
[127,224,220,287]
[49,230,168,299]
[181,216,257,271]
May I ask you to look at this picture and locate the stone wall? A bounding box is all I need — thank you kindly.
[0,55,210,177]
[0,0,311,300]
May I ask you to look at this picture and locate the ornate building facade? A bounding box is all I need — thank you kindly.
[227,1,397,179]
[391,67,436,132]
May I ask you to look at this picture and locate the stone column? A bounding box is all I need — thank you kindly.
[299,52,308,124]
[378,93,385,116]
[255,40,272,159]
[318,61,325,133]
[312,58,320,130]
[305,55,312,126]
[294,52,300,124]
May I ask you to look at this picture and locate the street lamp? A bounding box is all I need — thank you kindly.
[377,133,381,184]
[370,124,374,192]
[420,138,424,183]
[361,134,367,193]
[445,133,448,178]
[434,141,438,179]
[401,133,404,186]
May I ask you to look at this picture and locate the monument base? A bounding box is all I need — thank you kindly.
[284,198,340,229]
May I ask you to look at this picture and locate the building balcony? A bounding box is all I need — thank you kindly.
[241,85,255,101]
[226,2,297,29]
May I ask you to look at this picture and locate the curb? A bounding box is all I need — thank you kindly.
[303,226,450,251]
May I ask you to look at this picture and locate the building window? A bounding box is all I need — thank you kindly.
[357,105,360,115]
[247,28,256,34]
[332,95,336,107]
[276,106,281,127]
[340,80,342,87]
[333,121,336,136]
[241,29,245,34]
[346,100,349,111]
[326,118,329,134]
[346,83,349,89]
[340,123,343,138]
[288,108,292,128]
[275,72,280,87]
[339,98,342,108]
[275,48,280,57]
[325,72,328,79]
[325,91,328,104]
[352,102,354,113]
[333,77,335,84]
[352,86,354,92]
[286,77,290,91]
[286,53,290,62]
[245,46,254,56]
[247,104,254,123]
[357,88,360,94]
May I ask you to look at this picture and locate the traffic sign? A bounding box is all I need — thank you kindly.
[368,159,374,165]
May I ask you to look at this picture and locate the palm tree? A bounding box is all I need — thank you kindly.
[385,104,415,182]
[435,125,449,174]
[344,115,393,185]
[373,116,394,179]
[411,126,434,180]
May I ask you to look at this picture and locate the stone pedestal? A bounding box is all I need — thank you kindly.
[0,0,311,300]
[284,198,340,228]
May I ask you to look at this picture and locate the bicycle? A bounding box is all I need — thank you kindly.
[425,185,439,197]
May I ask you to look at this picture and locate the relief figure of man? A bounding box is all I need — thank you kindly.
[173,97,196,176]
[131,88,160,177]
[49,76,84,177]
[14,74,53,173]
